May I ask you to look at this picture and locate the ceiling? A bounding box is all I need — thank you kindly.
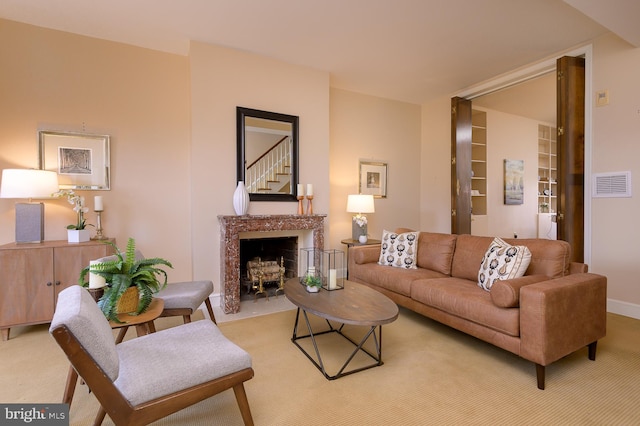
[0,0,637,105]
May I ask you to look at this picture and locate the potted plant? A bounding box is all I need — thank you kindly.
[79,237,172,322]
[52,189,92,242]
[302,272,322,293]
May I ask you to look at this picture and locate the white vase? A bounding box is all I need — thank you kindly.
[306,285,320,293]
[233,181,250,215]
[68,229,90,243]
[359,235,368,244]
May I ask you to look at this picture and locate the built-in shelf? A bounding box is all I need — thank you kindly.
[471,110,487,217]
[538,124,557,213]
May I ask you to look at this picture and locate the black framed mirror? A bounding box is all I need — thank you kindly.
[237,107,299,201]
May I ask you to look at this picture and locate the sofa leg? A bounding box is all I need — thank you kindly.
[588,341,598,361]
[535,364,545,390]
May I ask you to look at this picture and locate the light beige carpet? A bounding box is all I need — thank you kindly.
[1,308,639,425]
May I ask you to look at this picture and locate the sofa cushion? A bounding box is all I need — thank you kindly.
[451,235,495,281]
[410,277,520,337]
[478,237,532,291]
[378,230,419,269]
[415,232,457,275]
[350,263,447,297]
[501,238,571,278]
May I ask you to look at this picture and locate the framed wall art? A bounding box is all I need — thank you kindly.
[39,130,111,190]
[504,159,524,205]
[359,161,387,198]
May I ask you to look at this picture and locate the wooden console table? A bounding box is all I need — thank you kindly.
[0,239,114,341]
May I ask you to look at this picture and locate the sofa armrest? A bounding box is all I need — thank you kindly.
[490,275,549,308]
[520,273,607,366]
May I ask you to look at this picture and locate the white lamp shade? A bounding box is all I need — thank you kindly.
[346,194,375,213]
[0,169,59,199]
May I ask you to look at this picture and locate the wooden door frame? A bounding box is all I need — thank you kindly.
[454,45,593,264]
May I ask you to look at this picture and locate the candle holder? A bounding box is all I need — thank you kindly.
[306,195,314,215]
[321,249,344,291]
[297,195,305,215]
[93,210,107,240]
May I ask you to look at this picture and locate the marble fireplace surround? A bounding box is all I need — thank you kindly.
[218,214,326,314]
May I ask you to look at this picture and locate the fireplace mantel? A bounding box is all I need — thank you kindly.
[218,214,326,313]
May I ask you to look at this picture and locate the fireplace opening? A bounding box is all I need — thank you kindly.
[239,236,298,300]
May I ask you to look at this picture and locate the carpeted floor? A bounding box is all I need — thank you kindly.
[1,307,639,425]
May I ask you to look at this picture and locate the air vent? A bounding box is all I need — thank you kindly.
[592,171,632,198]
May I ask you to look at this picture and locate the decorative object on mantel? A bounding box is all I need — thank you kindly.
[53,189,93,243]
[296,183,305,214]
[93,195,107,240]
[306,184,314,215]
[233,181,250,215]
[79,237,172,322]
[0,168,59,243]
[347,194,375,240]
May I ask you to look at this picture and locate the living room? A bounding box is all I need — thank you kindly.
[1,2,639,423]
[1,6,638,320]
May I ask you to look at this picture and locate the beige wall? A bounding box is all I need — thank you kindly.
[481,108,544,239]
[329,88,421,249]
[591,33,640,313]
[188,42,331,288]
[0,19,194,281]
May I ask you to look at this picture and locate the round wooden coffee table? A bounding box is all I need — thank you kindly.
[285,277,398,379]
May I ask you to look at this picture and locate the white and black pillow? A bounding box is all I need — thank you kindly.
[378,230,419,269]
[478,237,532,291]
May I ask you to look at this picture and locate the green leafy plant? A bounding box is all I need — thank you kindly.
[302,273,322,288]
[79,237,172,322]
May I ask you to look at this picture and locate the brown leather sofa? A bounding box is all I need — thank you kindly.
[348,230,607,389]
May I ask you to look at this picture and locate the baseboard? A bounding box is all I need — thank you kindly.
[607,298,640,320]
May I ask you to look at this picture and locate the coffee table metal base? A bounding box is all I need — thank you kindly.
[291,307,385,380]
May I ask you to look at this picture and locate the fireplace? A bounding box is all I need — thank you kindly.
[218,214,325,313]
[240,236,298,299]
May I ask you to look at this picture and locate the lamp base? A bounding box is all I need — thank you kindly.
[352,220,367,241]
[15,203,44,243]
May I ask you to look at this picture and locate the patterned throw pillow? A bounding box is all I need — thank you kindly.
[378,230,419,269]
[478,237,532,291]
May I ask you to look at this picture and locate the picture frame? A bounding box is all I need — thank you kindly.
[504,159,524,205]
[39,130,111,190]
[359,161,387,198]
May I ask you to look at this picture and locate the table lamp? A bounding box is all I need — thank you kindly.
[346,194,375,241]
[0,169,59,243]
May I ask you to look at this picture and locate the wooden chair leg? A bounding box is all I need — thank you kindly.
[63,366,79,406]
[205,298,217,324]
[588,341,598,360]
[536,364,545,390]
[93,407,107,426]
[183,314,192,323]
[233,383,254,426]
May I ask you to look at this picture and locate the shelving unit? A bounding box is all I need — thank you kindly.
[471,110,487,216]
[537,124,557,213]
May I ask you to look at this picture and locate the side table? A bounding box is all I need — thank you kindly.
[63,298,164,407]
[340,238,381,279]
